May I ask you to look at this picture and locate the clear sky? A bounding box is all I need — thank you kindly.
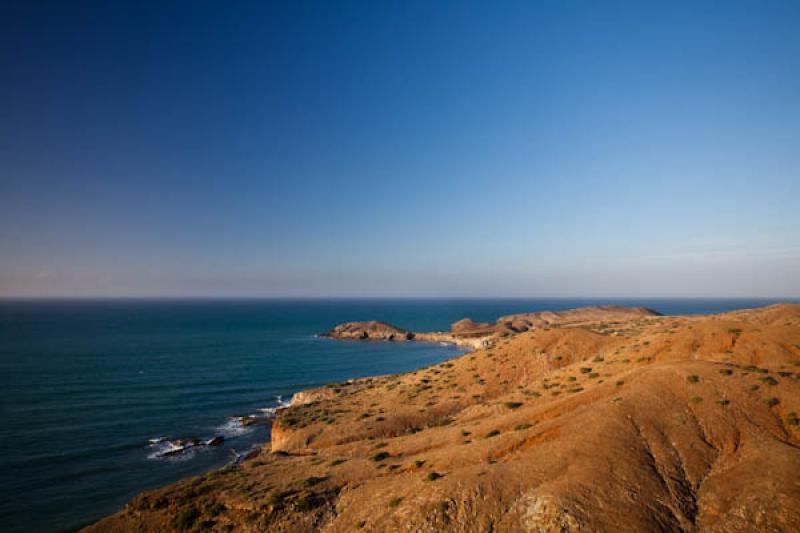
[1,1,799,297]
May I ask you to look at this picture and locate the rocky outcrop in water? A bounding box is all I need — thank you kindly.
[320,320,414,341]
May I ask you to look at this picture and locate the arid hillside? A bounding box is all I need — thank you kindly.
[87,304,800,532]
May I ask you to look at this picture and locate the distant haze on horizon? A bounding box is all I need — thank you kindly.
[1,1,799,298]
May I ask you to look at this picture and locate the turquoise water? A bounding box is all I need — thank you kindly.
[1,298,796,532]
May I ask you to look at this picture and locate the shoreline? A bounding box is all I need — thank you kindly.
[84,303,800,532]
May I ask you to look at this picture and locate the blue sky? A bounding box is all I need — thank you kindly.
[1,1,799,297]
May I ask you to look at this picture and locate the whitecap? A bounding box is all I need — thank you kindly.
[215,417,256,439]
[147,441,193,461]
[258,395,292,417]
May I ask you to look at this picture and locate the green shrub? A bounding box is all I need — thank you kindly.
[579,367,592,374]
[690,396,703,404]
[330,458,346,466]
[719,369,733,376]
[759,376,779,386]
[486,429,501,438]
[388,497,403,508]
[514,423,533,430]
[504,401,523,409]
[372,452,390,462]
[303,476,326,487]
[414,460,425,468]
[716,399,730,407]
[787,412,799,426]
[265,491,285,506]
[173,508,199,531]
[293,495,314,512]
[207,502,226,516]
[764,397,780,407]
[425,472,444,481]
[687,375,700,384]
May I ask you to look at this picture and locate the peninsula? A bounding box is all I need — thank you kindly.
[87,304,800,532]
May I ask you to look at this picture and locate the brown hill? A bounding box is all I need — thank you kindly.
[86,304,800,532]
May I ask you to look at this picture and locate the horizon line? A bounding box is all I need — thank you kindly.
[1,295,799,301]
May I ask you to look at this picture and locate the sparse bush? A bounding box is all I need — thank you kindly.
[616,380,625,386]
[207,502,226,516]
[173,508,199,530]
[372,452,390,462]
[486,429,500,438]
[716,399,730,407]
[719,369,733,376]
[759,376,779,386]
[515,423,533,430]
[303,476,326,487]
[787,412,799,426]
[580,367,592,374]
[265,491,285,506]
[504,401,523,409]
[388,496,403,508]
[764,397,780,407]
[687,375,700,384]
[293,495,314,512]
[588,372,599,379]
[330,458,346,466]
[425,472,444,481]
[690,396,703,404]
[414,460,425,468]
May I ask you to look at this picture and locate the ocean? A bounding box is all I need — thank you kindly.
[1,297,796,532]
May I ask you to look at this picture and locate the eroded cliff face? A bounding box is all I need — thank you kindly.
[87,304,800,533]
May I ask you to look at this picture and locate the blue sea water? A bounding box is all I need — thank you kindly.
[0,297,797,532]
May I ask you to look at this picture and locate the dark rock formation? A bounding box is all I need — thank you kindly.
[321,320,414,341]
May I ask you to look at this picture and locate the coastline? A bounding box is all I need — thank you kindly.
[86,303,800,531]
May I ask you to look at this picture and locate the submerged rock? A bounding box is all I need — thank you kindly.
[206,436,224,446]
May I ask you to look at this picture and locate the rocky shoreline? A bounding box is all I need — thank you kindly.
[86,304,800,532]
[319,305,660,350]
